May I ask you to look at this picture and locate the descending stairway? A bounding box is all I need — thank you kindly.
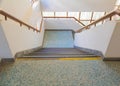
[21,30,96,58]
[22,48,96,58]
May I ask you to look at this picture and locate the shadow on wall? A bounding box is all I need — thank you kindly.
[40,0,51,10]
[0,0,2,7]
[0,24,13,58]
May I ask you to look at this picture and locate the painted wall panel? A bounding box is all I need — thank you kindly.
[44,18,83,31]
[74,21,116,56]
[41,0,116,11]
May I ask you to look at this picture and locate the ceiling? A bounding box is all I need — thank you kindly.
[40,0,117,12]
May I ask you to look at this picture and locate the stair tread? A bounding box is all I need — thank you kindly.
[35,48,89,53]
[21,48,97,58]
[25,53,93,55]
[22,54,97,58]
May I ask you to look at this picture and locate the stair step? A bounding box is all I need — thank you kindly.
[34,48,91,54]
[20,48,97,58]
[32,52,91,54]
[27,53,93,55]
[22,54,97,58]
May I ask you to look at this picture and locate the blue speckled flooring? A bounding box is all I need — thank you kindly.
[0,59,120,86]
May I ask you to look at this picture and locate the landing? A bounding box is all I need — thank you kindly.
[43,31,74,48]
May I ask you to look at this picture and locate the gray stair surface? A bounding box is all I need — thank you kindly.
[22,48,96,58]
[43,31,74,48]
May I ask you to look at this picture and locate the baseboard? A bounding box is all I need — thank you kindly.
[103,58,120,61]
[42,30,46,47]
[74,46,104,58]
[1,58,15,63]
[45,29,75,32]
[15,46,42,58]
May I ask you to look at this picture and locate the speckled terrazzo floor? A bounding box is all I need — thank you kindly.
[0,59,120,86]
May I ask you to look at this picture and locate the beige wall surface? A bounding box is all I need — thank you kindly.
[74,21,116,57]
[41,0,116,11]
[1,0,42,28]
[0,0,44,58]
[105,21,120,57]
[44,18,83,31]
[0,18,44,58]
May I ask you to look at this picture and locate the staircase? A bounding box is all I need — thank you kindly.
[21,30,96,58]
[22,48,96,58]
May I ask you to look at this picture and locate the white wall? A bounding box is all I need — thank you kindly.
[74,21,116,56]
[41,0,116,11]
[0,18,44,58]
[1,0,42,28]
[44,18,83,31]
[1,0,30,19]
[0,0,44,58]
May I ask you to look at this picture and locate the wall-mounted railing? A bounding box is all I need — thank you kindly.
[42,12,107,26]
[76,9,120,33]
[43,16,86,26]
[0,10,43,32]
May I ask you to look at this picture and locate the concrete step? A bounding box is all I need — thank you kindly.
[21,48,97,58]
[22,54,96,58]
[31,48,93,55]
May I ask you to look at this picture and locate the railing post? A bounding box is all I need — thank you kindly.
[90,12,94,23]
[20,23,22,27]
[33,29,35,32]
[94,23,96,27]
[28,27,30,30]
[109,16,112,21]
[86,26,89,29]
[102,12,106,24]
[79,12,81,21]
[54,12,55,18]
[5,16,7,20]
[66,12,68,18]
